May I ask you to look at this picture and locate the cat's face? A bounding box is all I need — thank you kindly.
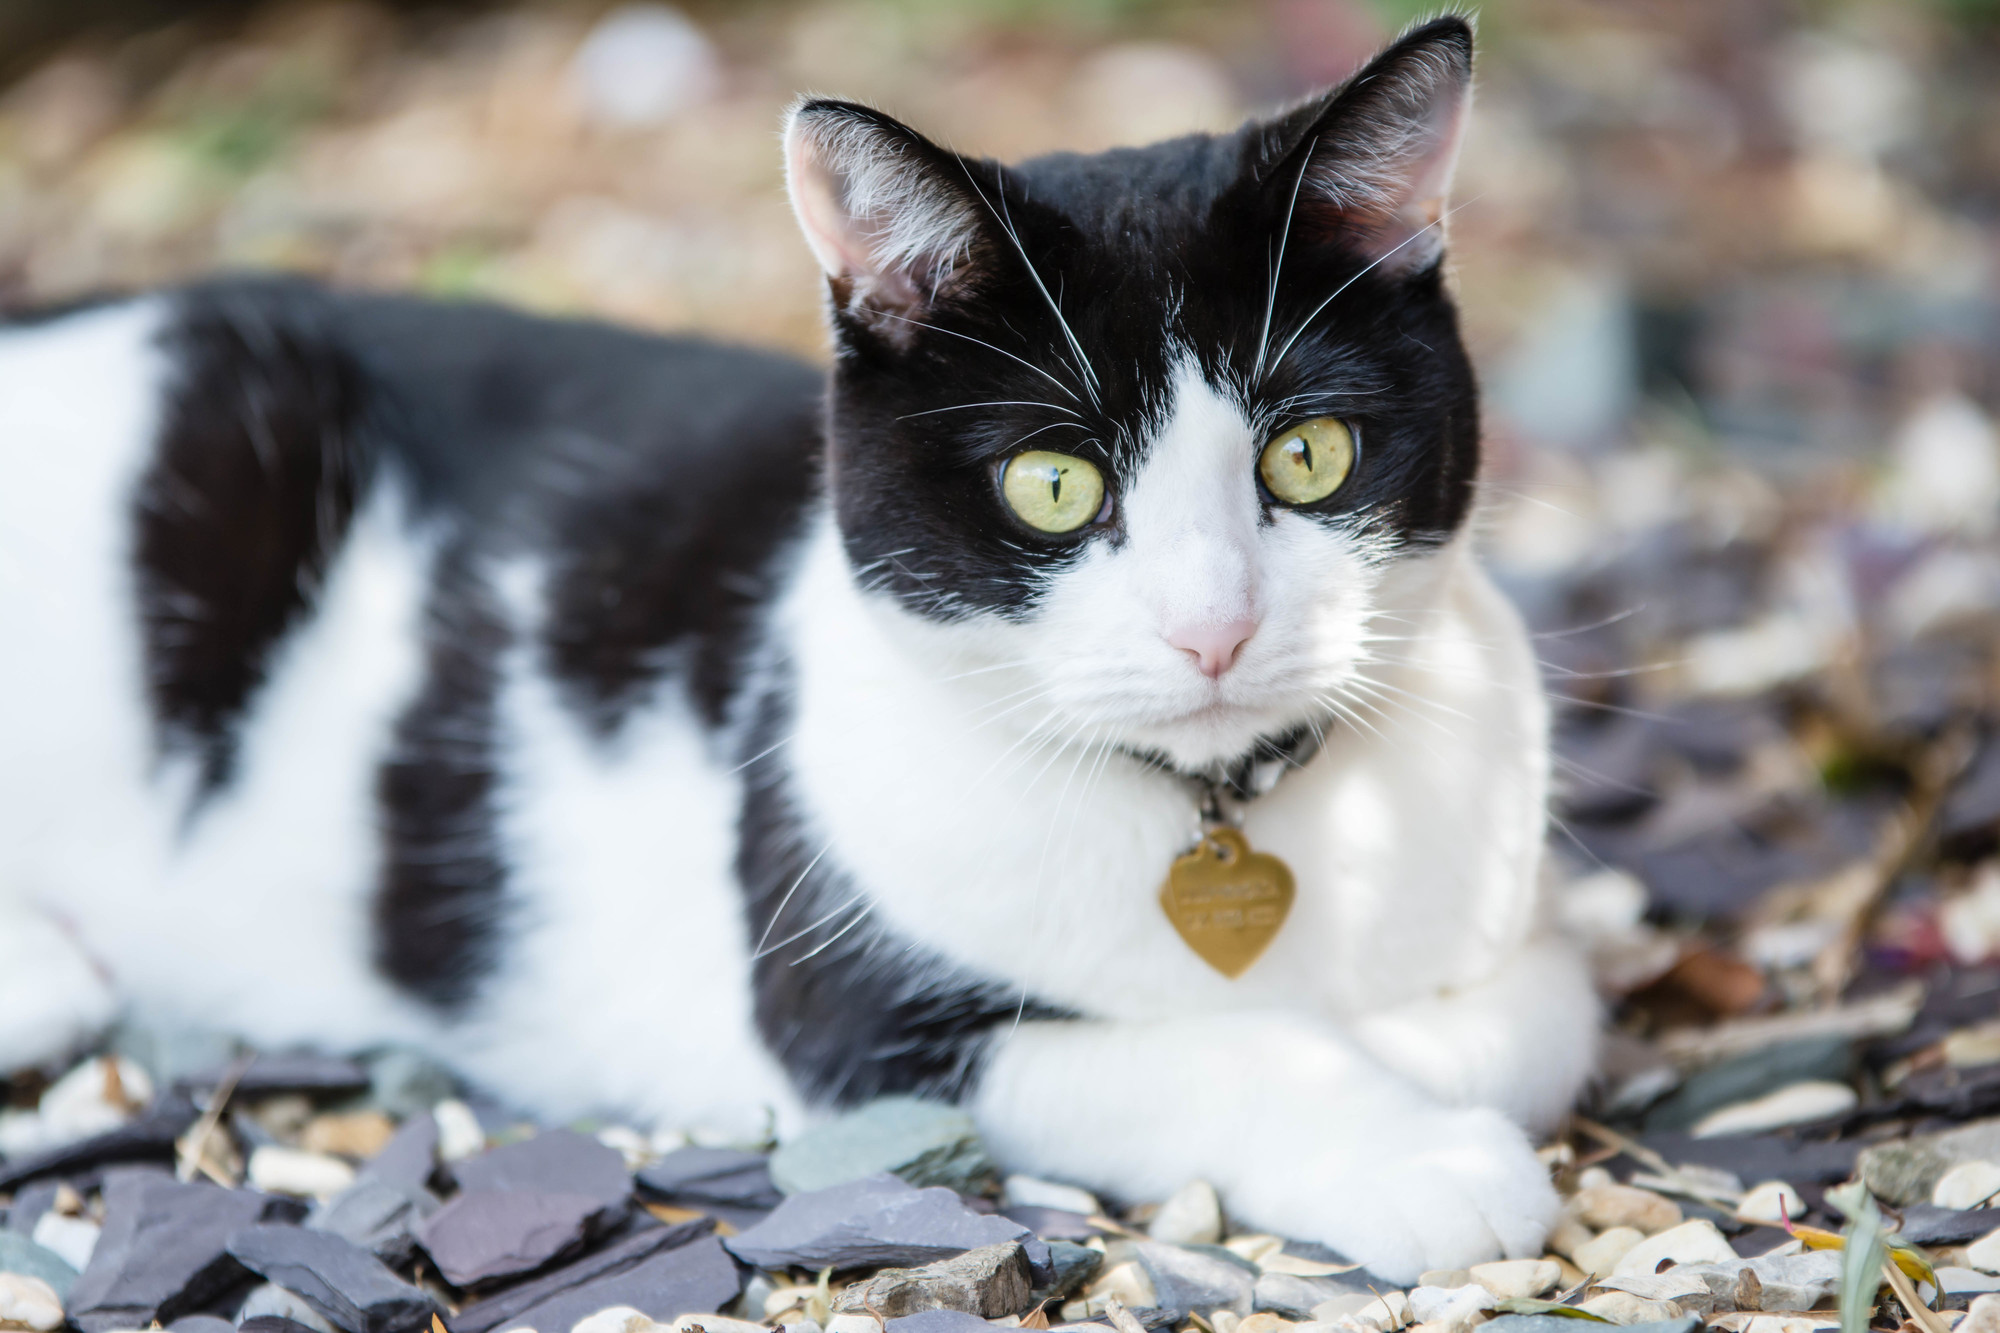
[787,19,1479,773]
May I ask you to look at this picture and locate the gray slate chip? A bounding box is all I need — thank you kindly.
[449,1218,714,1333]
[0,1230,81,1299]
[769,1098,995,1197]
[418,1190,605,1288]
[725,1173,1043,1274]
[885,1312,995,1333]
[188,1053,370,1097]
[309,1178,440,1267]
[483,1234,741,1333]
[636,1149,781,1208]
[1132,1242,1253,1317]
[1253,1272,1360,1319]
[364,1050,458,1121]
[6,1182,61,1236]
[1901,1204,1999,1246]
[228,1224,439,1333]
[0,1092,202,1191]
[450,1130,630,1211]
[359,1115,439,1194]
[1001,1207,1096,1241]
[240,1318,328,1333]
[1643,1036,1855,1133]
[239,1282,339,1333]
[832,1241,1033,1319]
[1032,1241,1101,1303]
[66,1168,283,1333]
[1484,1319,1698,1333]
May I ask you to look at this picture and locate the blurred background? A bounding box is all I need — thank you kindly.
[6,0,2000,1128]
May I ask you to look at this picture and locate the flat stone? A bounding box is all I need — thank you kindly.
[0,1272,63,1331]
[1665,1251,1843,1313]
[636,1149,781,1209]
[6,1182,61,1236]
[1860,1117,2000,1207]
[1573,1185,1682,1235]
[1407,1283,1495,1326]
[1691,1082,1857,1138]
[358,1115,439,1194]
[1639,1131,1860,1188]
[832,1241,1033,1318]
[449,1218,713,1333]
[1611,1220,1738,1277]
[1003,1206,1097,1241]
[1469,1260,1559,1300]
[1251,1272,1355,1319]
[1592,1270,1714,1314]
[1580,1290,1684,1323]
[188,1054,369,1098]
[239,1281,340,1333]
[480,1234,740,1333]
[884,1312,992,1333]
[309,1179,440,1267]
[0,1093,201,1192]
[1940,1268,2000,1296]
[769,1099,995,1198]
[1484,1317,1697,1333]
[1901,1205,2000,1246]
[1130,1242,1254,1316]
[451,1130,631,1214]
[725,1174,1041,1274]
[227,1224,438,1333]
[1734,1182,1803,1227]
[241,1318,330,1333]
[418,1190,607,1287]
[0,1232,80,1300]
[1147,1183,1223,1246]
[1643,1038,1855,1134]
[1574,1228,1644,1279]
[66,1169,282,1332]
[1033,1241,1102,1304]
[1968,1296,2000,1333]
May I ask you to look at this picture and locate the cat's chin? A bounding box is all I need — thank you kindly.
[1109,699,1318,773]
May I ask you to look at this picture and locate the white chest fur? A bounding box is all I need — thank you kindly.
[777,516,1550,1023]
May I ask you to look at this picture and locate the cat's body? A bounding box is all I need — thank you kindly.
[0,20,1596,1280]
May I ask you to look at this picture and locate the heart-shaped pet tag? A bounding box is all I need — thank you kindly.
[1158,825,1295,978]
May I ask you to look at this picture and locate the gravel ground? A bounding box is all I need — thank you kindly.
[7,3,2000,1332]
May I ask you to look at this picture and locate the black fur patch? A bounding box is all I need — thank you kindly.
[135,284,373,798]
[737,675,1072,1105]
[374,545,512,1010]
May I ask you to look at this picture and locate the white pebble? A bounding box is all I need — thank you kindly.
[1408,1285,1495,1325]
[1579,1291,1682,1324]
[0,1273,64,1332]
[1573,1227,1644,1279]
[31,1210,100,1272]
[1612,1219,1740,1276]
[567,4,721,128]
[1936,1161,2000,1210]
[822,1317,882,1333]
[432,1098,486,1161]
[1148,1179,1222,1245]
[595,1126,653,1170]
[1469,1259,1559,1299]
[1968,1226,2000,1276]
[0,1057,152,1157]
[247,1144,357,1198]
[570,1308,660,1333]
[1961,1294,2000,1333]
[1692,1081,1857,1138]
[1004,1174,1102,1217]
[1737,1180,1807,1226]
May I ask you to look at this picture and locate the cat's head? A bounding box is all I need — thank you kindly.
[784,18,1480,775]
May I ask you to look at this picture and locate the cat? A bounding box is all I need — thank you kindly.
[0,16,1596,1281]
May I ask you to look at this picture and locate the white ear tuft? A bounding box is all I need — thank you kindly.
[783,100,985,322]
[1296,18,1473,276]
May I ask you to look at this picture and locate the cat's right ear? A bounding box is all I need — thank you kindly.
[784,99,987,334]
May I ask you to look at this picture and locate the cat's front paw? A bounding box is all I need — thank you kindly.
[1279,1106,1558,1284]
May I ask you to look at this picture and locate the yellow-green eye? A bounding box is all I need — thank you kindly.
[1258,417,1356,506]
[1001,450,1106,534]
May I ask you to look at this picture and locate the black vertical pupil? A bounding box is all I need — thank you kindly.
[1297,438,1314,472]
[1050,467,1065,504]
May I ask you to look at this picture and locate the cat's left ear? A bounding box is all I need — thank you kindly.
[1261,16,1474,277]
[784,98,990,331]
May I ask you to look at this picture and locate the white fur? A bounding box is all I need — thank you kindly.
[1,308,1591,1283]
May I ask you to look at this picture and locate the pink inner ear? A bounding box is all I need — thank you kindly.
[1315,79,1471,276]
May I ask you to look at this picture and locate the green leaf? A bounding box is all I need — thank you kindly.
[1490,1299,1614,1322]
[1839,1193,1890,1333]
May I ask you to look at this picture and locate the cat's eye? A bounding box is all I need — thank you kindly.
[1258,417,1355,506]
[1000,451,1106,534]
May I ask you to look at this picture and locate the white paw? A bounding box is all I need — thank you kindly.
[0,901,117,1072]
[1263,1106,1558,1284]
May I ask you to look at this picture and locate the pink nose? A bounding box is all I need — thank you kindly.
[1167,618,1258,679]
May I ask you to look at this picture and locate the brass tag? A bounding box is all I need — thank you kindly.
[1158,826,1295,978]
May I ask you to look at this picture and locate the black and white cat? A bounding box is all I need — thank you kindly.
[0,18,1595,1280]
